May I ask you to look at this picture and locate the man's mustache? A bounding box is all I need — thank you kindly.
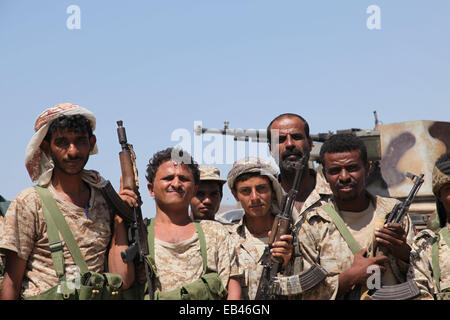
[281,148,304,161]
[63,155,84,162]
[336,182,357,190]
[167,186,185,194]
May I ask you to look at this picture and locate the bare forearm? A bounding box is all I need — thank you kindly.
[0,251,27,300]
[337,268,357,296]
[108,216,135,290]
[0,274,20,300]
[226,277,242,300]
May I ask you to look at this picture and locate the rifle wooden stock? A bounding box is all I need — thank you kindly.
[119,151,136,191]
[268,216,290,264]
[115,120,154,299]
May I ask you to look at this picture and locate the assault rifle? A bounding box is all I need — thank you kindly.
[360,172,424,300]
[255,155,327,299]
[100,121,154,299]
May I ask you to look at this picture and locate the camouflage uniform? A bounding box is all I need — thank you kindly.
[284,169,332,280]
[224,157,286,300]
[224,217,266,300]
[294,193,414,300]
[0,184,112,298]
[153,220,239,293]
[290,169,332,225]
[410,225,450,300]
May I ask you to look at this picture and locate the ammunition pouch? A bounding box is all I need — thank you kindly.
[26,272,123,300]
[152,273,226,300]
[146,219,226,300]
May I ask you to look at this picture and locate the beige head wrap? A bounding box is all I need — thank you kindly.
[25,103,104,187]
[227,157,283,210]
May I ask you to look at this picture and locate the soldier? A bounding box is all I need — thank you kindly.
[190,166,226,221]
[267,113,332,224]
[265,113,332,295]
[0,103,134,300]
[224,157,293,300]
[295,133,414,299]
[132,147,241,299]
[410,152,450,300]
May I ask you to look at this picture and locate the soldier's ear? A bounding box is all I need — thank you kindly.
[322,166,329,183]
[89,135,97,153]
[364,161,370,178]
[308,137,313,153]
[191,185,198,199]
[40,140,50,156]
[231,189,239,202]
[147,182,155,197]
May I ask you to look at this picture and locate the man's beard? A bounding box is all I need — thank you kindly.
[279,148,309,176]
[51,151,89,176]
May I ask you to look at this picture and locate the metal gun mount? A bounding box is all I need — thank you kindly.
[195,121,380,161]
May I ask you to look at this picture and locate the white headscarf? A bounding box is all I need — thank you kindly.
[25,103,105,187]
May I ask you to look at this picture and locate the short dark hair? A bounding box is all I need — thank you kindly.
[44,114,93,142]
[319,133,368,165]
[267,113,310,143]
[145,147,200,185]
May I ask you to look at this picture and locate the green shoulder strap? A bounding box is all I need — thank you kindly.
[431,229,441,292]
[35,186,89,275]
[322,203,362,255]
[440,227,450,248]
[431,227,449,293]
[147,219,208,274]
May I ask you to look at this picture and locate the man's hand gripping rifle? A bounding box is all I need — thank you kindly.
[100,121,154,299]
[362,172,424,300]
[255,156,327,299]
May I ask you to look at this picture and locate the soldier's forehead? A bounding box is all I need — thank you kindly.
[271,117,306,132]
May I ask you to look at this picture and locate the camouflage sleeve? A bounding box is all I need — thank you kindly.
[408,230,436,300]
[294,213,339,300]
[205,221,241,288]
[226,234,241,279]
[0,189,41,261]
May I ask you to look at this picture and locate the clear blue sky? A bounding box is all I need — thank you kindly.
[1,1,449,218]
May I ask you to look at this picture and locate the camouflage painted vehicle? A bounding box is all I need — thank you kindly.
[308,120,450,231]
[196,119,450,231]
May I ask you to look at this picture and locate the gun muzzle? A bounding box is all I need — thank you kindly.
[117,120,128,147]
